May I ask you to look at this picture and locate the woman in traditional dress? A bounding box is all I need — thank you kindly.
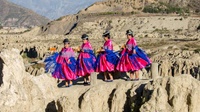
[76,34,96,85]
[45,39,77,87]
[116,29,151,81]
[95,31,119,82]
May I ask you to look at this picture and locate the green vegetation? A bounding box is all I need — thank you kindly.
[194,49,200,53]
[138,35,143,38]
[140,41,168,49]
[22,53,28,59]
[131,11,136,14]
[21,53,40,63]
[147,52,156,57]
[175,29,183,33]
[182,43,200,52]
[98,11,137,16]
[153,28,170,33]
[181,47,189,51]
[32,63,45,69]
[195,9,200,13]
[99,12,119,15]
[56,16,65,21]
[185,43,200,49]
[143,2,190,15]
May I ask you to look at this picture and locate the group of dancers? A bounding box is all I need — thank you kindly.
[45,29,151,87]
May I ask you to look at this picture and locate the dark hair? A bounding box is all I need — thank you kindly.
[129,34,133,37]
[107,35,110,39]
[81,34,89,40]
[126,29,133,36]
[63,38,70,43]
[103,31,110,39]
[104,34,110,39]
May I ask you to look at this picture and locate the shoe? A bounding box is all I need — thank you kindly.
[84,82,90,86]
[68,84,73,87]
[83,82,87,85]
[132,79,139,81]
[104,79,108,82]
[106,80,113,82]
[126,78,131,81]
[87,82,91,85]
[62,85,70,88]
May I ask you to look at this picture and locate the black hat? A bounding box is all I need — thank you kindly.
[126,29,133,35]
[102,31,110,37]
[63,38,70,43]
[81,34,89,39]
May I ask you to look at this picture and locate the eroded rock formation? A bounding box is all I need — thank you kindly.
[0,48,199,112]
[0,49,59,112]
[140,75,200,112]
[49,75,200,112]
[151,50,200,78]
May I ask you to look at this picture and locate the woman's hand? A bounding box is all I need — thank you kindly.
[76,47,84,52]
[101,49,105,52]
[73,47,81,52]
[121,44,126,49]
[67,59,70,64]
[133,50,136,54]
[96,47,104,53]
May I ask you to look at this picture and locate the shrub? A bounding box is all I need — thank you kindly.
[99,12,118,15]
[175,29,183,32]
[181,47,189,51]
[143,5,160,13]
[143,2,190,15]
[32,63,45,69]
[195,9,200,13]
[194,49,200,53]
[153,28,169,33]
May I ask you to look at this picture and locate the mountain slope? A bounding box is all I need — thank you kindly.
[8,0,102,20]
[79,0,200,14]
[39,0,200,35]
[0,0,49,27]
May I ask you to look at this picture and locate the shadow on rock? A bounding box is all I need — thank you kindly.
[0,57,4,86]
[45,100,57,112]
[24,46,38,58]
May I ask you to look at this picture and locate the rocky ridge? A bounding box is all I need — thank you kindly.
[0,0,200,111]
[0,24,200,78]
[40,15,200,36]
[79,0,200,14]
[0,49,200,112]
[0,49,59,112]
[38,0,200,35]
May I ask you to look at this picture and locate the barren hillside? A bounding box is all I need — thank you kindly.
[79,0,200,14]
[0,0,49,27]
[39,0,200,35]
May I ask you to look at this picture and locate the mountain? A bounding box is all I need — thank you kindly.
[39,0,200,35]
[8,0,103,20]
[79,0,200,14]
[0,0,49,27]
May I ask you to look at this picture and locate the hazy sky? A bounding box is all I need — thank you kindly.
[9,0,102,20]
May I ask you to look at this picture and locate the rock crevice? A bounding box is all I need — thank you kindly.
[0,57,4,86]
